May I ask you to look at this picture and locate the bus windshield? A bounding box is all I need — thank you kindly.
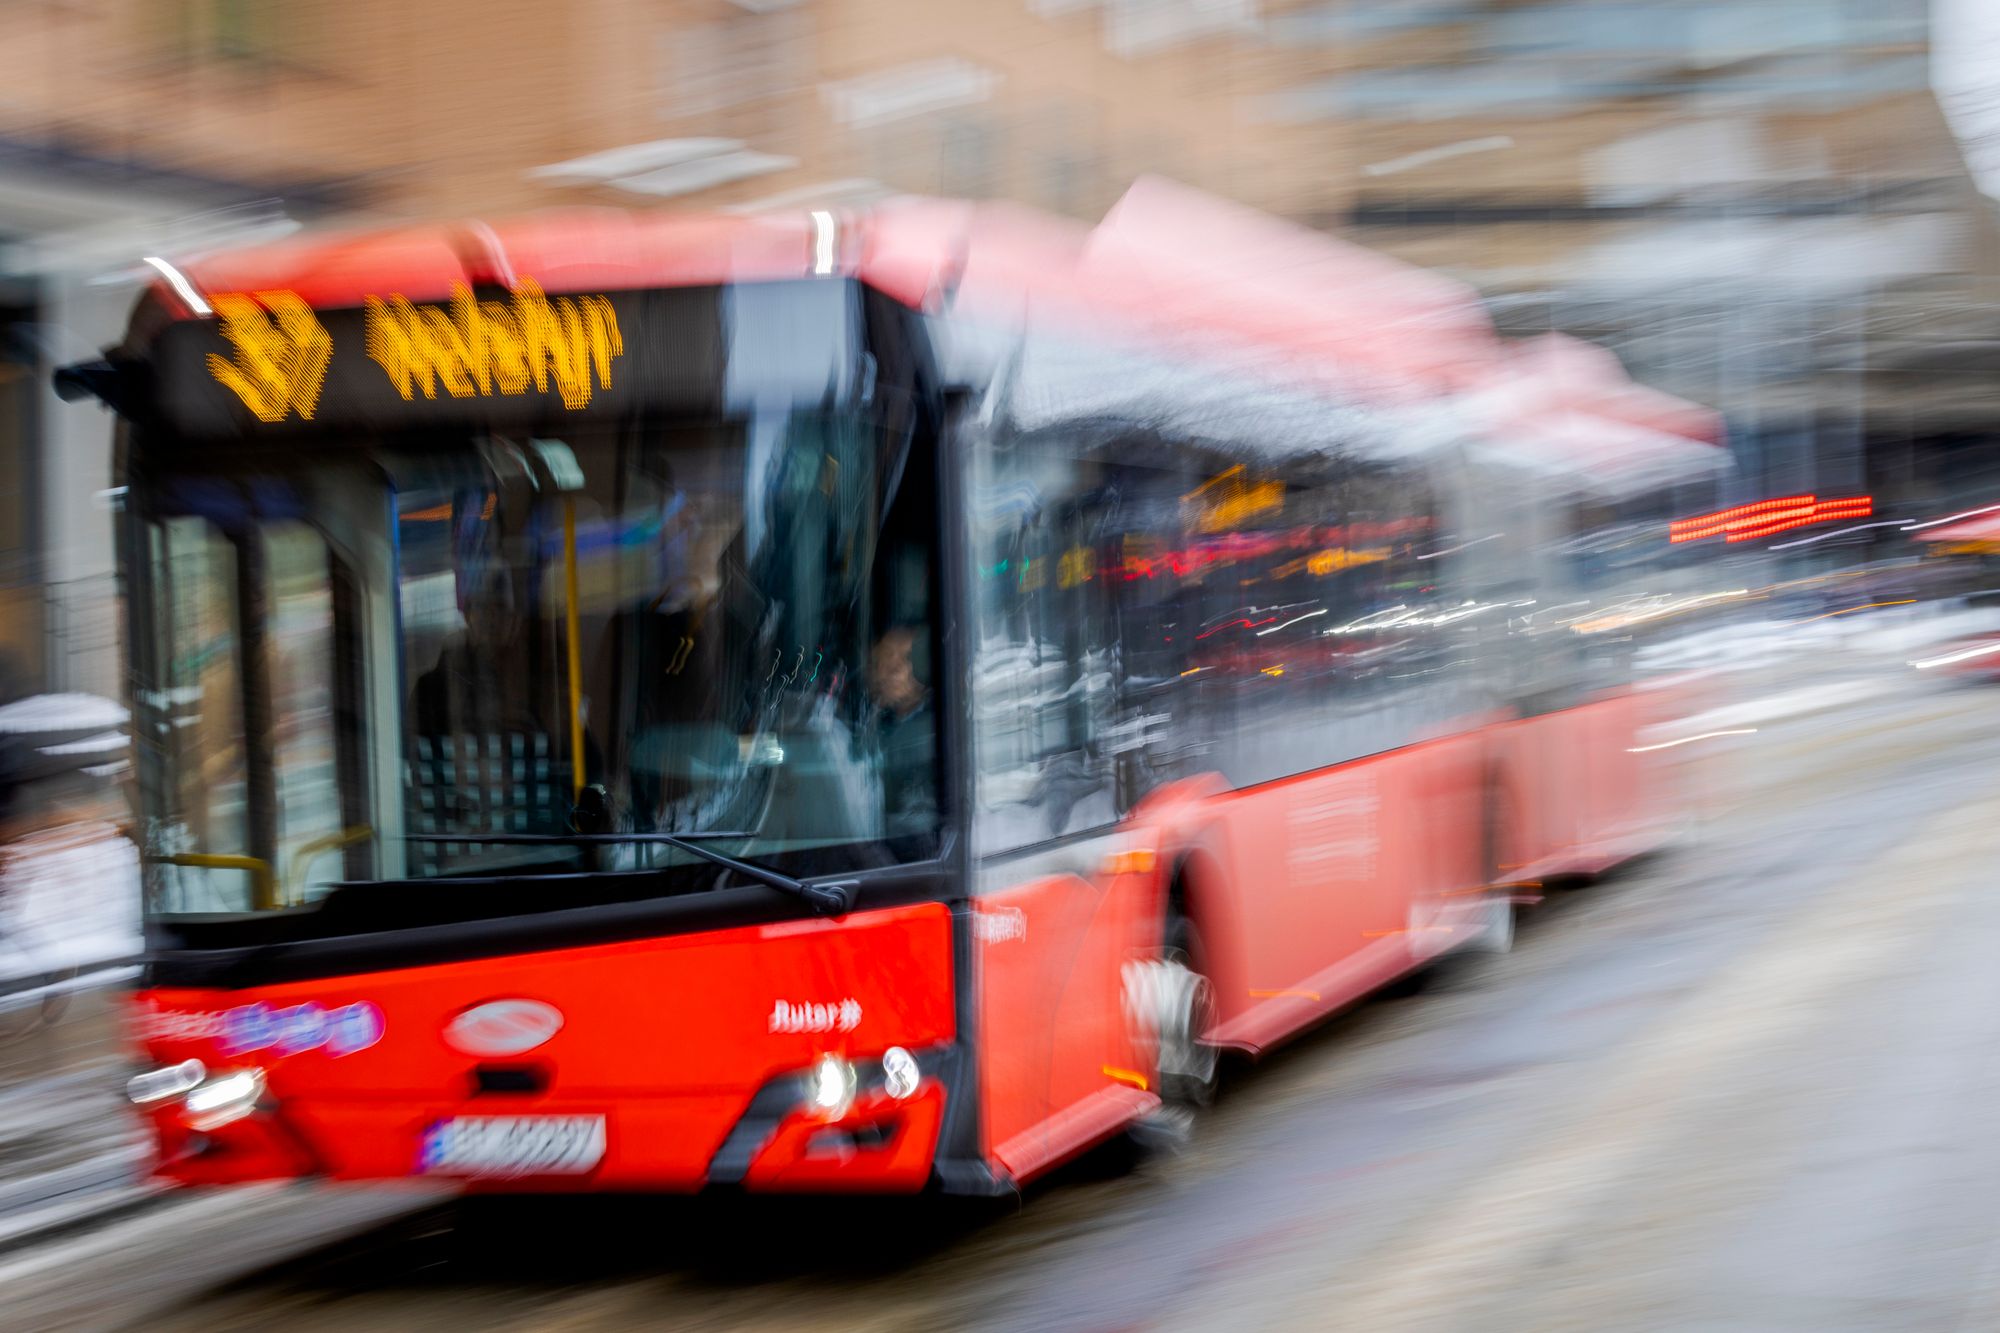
[130,408,940,918]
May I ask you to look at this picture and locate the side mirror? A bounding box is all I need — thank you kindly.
[53,360,128,410]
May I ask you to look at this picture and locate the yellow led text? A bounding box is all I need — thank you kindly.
[206,291,333,423]
[365,279,623,410]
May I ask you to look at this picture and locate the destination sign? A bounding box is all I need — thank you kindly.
[151,280,738,441]
[365,281,622,411]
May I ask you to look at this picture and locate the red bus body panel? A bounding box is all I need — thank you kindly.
[1150,728,1491,1055]
[1493,690,1669,883]
[130,903,955,1191]
[972,864,1163,1182]
[968,685,1674,1186]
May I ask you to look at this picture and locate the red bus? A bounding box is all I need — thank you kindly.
[69,183,1718,1195]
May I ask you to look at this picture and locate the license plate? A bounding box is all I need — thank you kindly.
[419,1115,606,1177]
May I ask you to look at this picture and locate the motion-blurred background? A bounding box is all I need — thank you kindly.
[6,1,2000,704]
[5,3,2000,1322]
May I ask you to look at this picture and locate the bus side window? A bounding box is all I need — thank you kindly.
[969,433,1119,851]
[1104,453,1220,810]
[868,459,943,849]
[138,516,255,913]
[261,521,371,901]
[134,500,372,911]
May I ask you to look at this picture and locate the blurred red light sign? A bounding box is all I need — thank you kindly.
[1669,494,1872,544]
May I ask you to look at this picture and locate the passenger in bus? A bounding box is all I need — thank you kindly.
[868,625,936,840]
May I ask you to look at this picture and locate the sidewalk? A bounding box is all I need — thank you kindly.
[0,986,158,1253]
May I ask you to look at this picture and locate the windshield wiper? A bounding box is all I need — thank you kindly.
[402,831,857,915]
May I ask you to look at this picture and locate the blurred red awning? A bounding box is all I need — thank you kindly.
[1912,511,2000,543]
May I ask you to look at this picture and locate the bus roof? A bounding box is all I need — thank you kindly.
[164,209,830,313]
[125,179,1722,494]
[142,181,1504,408]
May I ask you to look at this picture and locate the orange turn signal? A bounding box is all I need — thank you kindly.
[1101,849,1158,877]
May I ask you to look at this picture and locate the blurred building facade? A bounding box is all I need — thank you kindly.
[0,0,1997,693]
[1279,0,2000,538]
[0,0,1320,694]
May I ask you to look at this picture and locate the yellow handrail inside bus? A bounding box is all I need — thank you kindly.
[562,495,585,802]
[156,853,276,912]
[287,824,374,904]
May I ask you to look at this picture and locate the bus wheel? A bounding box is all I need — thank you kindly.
[1128,916,1218,1151]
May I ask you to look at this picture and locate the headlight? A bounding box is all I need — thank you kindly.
[881,1046,919,1100]
[806,1054,856,1118]
[181,1069,267,1131]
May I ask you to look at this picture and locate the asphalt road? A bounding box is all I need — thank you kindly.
[9,664,2000,1332]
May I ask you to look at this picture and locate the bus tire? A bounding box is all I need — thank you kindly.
[1159,915,1218,1106]
[1128,910,1218,1153]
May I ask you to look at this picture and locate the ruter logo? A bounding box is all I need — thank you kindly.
[768,999,862,1034]
[206,291,333,423]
